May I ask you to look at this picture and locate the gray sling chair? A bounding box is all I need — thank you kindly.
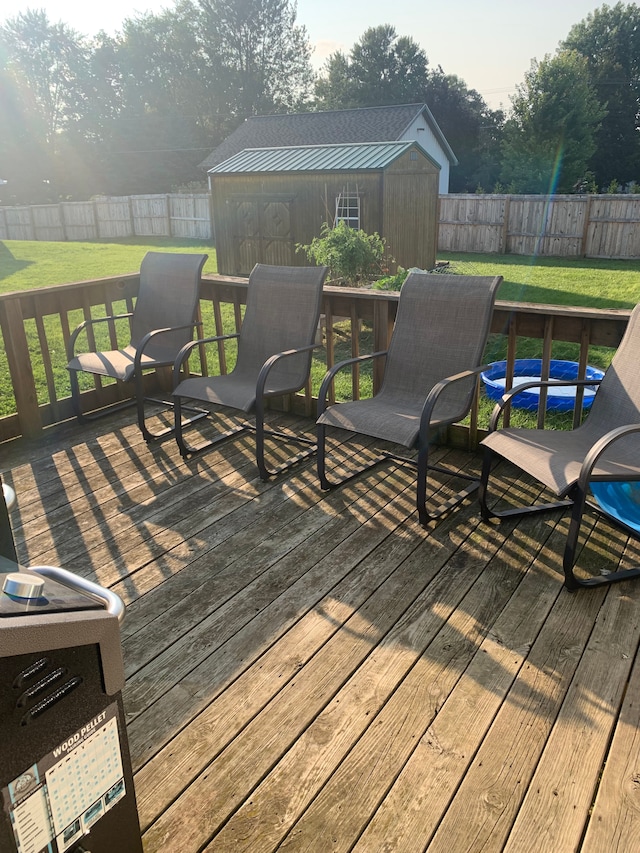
[66,251,208,441]
[172,263,328,479]
[317,272,502,526]
[479,302,640,591]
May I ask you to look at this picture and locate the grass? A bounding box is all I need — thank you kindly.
[437,251,640,311]
[2,238,640,424]
[0,237,218,293]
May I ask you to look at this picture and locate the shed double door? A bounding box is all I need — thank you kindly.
[231,196,295,274]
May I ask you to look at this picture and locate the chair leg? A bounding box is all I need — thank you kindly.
[478,449,572,522]
[254,400,316,481]
[68,367,137,424]
[416,444,481,526]
[173,395,247,458]
[316,424,386,490]
[480,455,640,590]
[69,368,87,422]
[318,429,476,525]
[562,487,640,590]
[174,395,315,476]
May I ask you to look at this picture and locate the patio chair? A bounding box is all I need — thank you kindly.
[478,302,640,590]
[172,263,328,479]
[316,271,502,525]
[66,251,208,441]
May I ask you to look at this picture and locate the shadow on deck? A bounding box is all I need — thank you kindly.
[3,407,640,852]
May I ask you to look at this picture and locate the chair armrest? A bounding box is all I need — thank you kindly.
[420,364,489,434]
[67,312,134,359]
[256,343,324,398]
[317,350,388,417]
[578,423,640,492]
[134,321,204,368]
[488,377,603,433]
[172,332,240,387]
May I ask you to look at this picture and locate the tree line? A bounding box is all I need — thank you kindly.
[1,1,639,204]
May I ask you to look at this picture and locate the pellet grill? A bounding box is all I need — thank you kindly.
[0,555,143,853]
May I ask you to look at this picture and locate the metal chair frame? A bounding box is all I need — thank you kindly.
[479,376,640,591]
[318,357,489,525]
[173,335,321,480]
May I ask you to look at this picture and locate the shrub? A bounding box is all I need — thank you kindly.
[297,221,390,285]
[372,267,408,291]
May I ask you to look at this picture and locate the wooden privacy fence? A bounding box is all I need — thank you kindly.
[2,193,640,259]
[0,273,631,444]
[0,194,212,242]
[438,193,640,258]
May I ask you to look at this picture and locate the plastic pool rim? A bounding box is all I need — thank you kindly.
[481,359,605,412]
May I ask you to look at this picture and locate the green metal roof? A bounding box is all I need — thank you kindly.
[209,141,438,174]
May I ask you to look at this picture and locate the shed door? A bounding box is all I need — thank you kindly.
[231,197,295,274]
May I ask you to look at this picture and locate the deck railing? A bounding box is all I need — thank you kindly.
[0,274,632,446]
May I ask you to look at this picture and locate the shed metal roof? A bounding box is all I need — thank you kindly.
[209,141,439,174]
[199,103,457,171]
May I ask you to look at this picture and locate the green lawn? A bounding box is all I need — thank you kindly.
[3,239,640,306]
[0,237,217,294]
[437,251,640,310]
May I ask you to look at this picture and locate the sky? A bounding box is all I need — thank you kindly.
[2,0,610,110]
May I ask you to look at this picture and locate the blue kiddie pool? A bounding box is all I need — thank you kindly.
[481,359,605,412]
[591,481,640,535]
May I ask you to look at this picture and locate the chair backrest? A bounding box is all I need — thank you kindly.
[234,264,328,392]
[130,251,208,360]
[582,301,640,432]
[380,272,502,421]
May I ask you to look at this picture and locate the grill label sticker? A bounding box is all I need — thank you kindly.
[3,702,125,853]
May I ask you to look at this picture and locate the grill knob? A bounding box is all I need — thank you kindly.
[2,573,45,600]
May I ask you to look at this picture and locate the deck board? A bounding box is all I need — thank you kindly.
[3,411,640,852]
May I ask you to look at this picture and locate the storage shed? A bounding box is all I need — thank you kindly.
[208,140,440,276]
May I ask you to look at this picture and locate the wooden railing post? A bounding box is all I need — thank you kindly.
[0,296,42,438]
[372,297,390,394]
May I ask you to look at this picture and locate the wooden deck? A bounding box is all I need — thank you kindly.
[3,408,640,852]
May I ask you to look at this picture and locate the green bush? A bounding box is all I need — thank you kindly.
[297,221,390,285]
[372,267,408,291]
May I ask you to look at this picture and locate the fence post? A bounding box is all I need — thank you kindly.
[581,194,593,258]
[128,196,135,236]
[92,199,100,239]
[59,202,68,241]
[166,194,172,237]
[501,195,510,254]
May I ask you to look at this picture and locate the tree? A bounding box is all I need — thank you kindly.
[314,51,354,109]
[0,10,91,201]
[423,67,504,193]
[97,3,220,194]
[0,0,315,200]
[315,25,430,108]
[562,2,640,186]
[500,51,605,194]
[314,25,503,192]
[197,0,314,117]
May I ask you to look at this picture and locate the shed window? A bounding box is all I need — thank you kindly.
[335,190,361,229]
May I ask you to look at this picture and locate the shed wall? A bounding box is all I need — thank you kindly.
[211,155,439,275]
[211,171,384,275]
[399,115,450,193]
[382,151,439,270]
